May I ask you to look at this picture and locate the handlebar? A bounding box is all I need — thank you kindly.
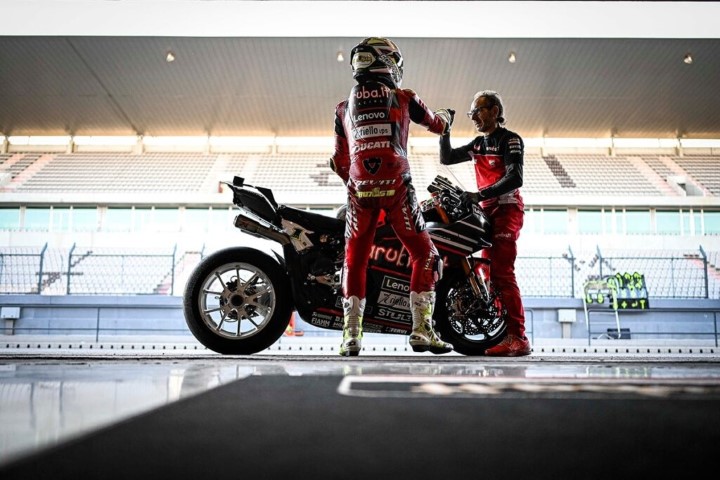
[422,175,474,223]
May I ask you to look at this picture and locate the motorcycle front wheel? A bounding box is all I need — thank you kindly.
[433,271,507,356]
[183,247,293,355]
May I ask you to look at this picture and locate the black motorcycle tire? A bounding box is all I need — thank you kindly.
[434,270,507,356]
[183,247,293,355]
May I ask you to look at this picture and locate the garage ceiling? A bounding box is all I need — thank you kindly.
[1,2,719,141]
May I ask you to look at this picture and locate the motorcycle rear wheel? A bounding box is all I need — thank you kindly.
[183,247,293,355]
[434,271,507,356]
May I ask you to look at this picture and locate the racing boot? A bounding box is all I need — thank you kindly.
[339,296,365,357]
[409,291,453,354]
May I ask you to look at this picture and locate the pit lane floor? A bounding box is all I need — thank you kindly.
[1,334,720,468]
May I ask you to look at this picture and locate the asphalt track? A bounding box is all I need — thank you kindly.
[1,338,719,478]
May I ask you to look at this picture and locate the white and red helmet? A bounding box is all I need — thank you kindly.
[350,37,404,87]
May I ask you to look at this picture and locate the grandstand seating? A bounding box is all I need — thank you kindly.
[2,150,719,199]
[10,153,219,193]
[232,153,345,192]
[543,154,662,196]
[1,153,42,181]
[642,155,678,180]
[674,156,720,196]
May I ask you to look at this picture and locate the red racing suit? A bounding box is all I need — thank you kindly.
[330,78,447,299]
[439,127,527,338]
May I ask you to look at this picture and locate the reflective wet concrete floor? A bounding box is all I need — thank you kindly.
[2,349,720,467]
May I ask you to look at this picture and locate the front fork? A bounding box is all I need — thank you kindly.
[461,256,492,302]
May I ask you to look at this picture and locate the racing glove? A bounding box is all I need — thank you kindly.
[434,109,455,135]
[459,190,481,208]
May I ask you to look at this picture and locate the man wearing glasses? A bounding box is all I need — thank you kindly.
[439,90,531,356]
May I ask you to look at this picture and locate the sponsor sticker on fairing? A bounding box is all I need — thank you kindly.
[376,307,411,323]
[371,245,411,268]
[377,291,411,310]
[386,327,407,334]
[381,276,410,293]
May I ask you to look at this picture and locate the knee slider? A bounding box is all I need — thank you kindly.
[432,255,443,282]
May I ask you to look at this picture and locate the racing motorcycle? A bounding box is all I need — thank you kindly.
[183,175,507,356]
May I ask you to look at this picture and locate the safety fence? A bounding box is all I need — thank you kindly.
[1,243,718,299]
[0,244,200,297]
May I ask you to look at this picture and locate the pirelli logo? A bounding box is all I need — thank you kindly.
[356,188,396,198]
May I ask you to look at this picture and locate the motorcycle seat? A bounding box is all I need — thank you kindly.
[278,206,345,233]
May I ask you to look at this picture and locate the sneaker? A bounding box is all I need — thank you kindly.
[484,334,532,357]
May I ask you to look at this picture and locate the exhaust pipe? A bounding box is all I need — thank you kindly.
[234,214,291,245]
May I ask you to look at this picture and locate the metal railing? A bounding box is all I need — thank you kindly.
[1,243,717,299]
[584,305,720,347]
[1,243,187,296]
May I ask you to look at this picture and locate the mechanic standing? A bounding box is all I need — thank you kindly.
[439,90,532,356]
[329,37,454,357]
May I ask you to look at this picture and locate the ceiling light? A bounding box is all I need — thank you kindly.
[542,138,613,148]
[8,135,71,146]
[508,51,517,63]
[683,52,693,64]
[209,136,276,147]
[275,136,334,148]
[73,136,138,146]
[680,139,720,148]
[165,51,176,63]
[612,138,679,148]
[336,50,344,62]
[144,136,206,146]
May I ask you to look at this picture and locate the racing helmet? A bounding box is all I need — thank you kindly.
[350,37,404,87]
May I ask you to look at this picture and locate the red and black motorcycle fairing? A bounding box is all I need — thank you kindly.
[183,175,507,356]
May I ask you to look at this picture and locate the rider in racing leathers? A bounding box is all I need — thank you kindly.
[329,37,454,356]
